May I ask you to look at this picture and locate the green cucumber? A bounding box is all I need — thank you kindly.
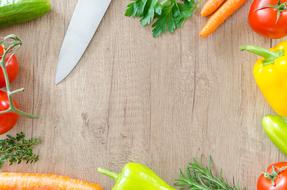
[0,0,51,28]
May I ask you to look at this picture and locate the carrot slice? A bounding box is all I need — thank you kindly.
[201,0,226,17]
[200,0,247,38]
[0,173,104,190]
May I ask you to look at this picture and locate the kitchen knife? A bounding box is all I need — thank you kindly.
[55,0,111,84]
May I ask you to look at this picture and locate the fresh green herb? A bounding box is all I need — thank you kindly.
[0,132,40,168]
[175,158,245,190]
[125,0,198,37]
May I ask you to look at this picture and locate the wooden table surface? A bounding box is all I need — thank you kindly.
[0,0,285,189]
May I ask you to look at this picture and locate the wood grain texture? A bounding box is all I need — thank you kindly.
[0,0,285,189]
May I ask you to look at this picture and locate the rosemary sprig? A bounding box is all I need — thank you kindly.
[0,132,40,168]
[175,158,245,190]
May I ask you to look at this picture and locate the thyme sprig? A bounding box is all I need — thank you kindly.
[0,34,37,118]
[175,158,246,190]
[0,132,40,168]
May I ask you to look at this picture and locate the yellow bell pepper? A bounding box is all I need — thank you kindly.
[241,42,287,116]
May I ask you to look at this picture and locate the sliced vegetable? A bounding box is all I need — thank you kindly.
[0,173,103,190]
[98,163,176,190]
[257,162,287,190]
[262,115,287,156]
[125,0,198,37]
[0,132,40,168]
[175,158,244,190]
[249,0,287,39]
[200,0,247,37]
[241,42,287,116]
[201,0,226,16]
[0,0,51,28]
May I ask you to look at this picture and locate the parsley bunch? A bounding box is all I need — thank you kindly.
[0,132,40,168]
[125,0,198,37]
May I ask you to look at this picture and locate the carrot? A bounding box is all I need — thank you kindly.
[0,173,104,190]
[201,0,226,17]
[200,0,247,38]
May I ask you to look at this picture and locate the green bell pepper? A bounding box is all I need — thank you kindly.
[262,115,287,155]
[97,163,176,190]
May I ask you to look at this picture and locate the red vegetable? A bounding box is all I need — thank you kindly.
[0,90,19,134]
[257,162,287,190]
[249,0,287,39]
[0,45,19,88]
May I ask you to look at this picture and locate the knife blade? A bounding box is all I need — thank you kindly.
[55,0,112,84]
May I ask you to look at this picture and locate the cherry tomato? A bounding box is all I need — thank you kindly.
[0,45,19,88]
[257,162,287,190]
[249,0,287,39]
[0,90,19,134]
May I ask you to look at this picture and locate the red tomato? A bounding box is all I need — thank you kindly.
[0,45,19,88]
[0,90,19,134]
[257,162,287,190]
[249,0,287,39]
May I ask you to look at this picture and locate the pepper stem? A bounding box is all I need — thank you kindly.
[97,168,119,181]
[240,45,284,66]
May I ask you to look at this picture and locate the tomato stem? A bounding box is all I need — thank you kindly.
[256,0,287,22]
[10,88,25,95]
[0,34,37,119]
[264,166,287,186]
[0,109,11,115]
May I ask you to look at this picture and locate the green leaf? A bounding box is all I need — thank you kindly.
[140,0,159,26]
[125,0,148,17]
[152,16,166,37]
[125,0,198,37]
